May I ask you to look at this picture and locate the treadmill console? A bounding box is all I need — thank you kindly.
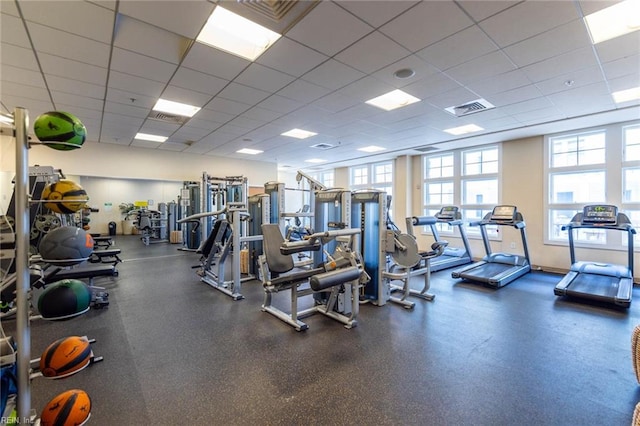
[582,204,618,225]
[491,205,517,221]
[436,206,459,220]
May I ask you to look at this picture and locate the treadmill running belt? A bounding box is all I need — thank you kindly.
[566,274,620,299]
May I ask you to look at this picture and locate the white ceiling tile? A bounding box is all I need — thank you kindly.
[340,76,395,102]
[301,60,365,91]
[19,0,114,43]
[186,117,222,131]
[27,22,110,67]
[106,87,157,109]
[403,72,462,99]
[311,92,361,114]
[501,97,556,116]
[194,108,236,124]
[444,51,517,84]
[417,26,498,71]
[158,141,189,152]
[504,20,592,67]
[1,13,30,47]
[140,118,181,134]
[1,43,38,70]
[45,75,105,99]
[285,2,373,56]
[172,126,212,141]
[107,71,165,98]
[114,15,188,64]
[37,52,108,86]
[204,97,251,116]
[335,1,418,29]
[535,66,605,96]
[227,115,266,131]
[160,85,212,108]
[1,96,53,119]
[182,43,250,81]
[169,67,228,96]
[118,0,215,39]
[380,1,473,52]
[276,80,331,104]
[1,64,47,87]
[486,84,544,107]
[102,100,149,119]
[217,83,271,105]
[235,64,295,93]
[131,139,163,149]
[1,81,49,102]
[456,1,520,22]
[595,31,640,63]
[102,112,145,128]
[608,74,640,93]
[520,47,600,83]
[479,1,579,48]
[241,107,283,123]
[335,31,411,74]
[257,95,304,114]
[86,1,117,11]
[466,69,532,96]
[547,82,615,114]
[602,54,640,80]
[256,38,329,77]
[110,47,178,82]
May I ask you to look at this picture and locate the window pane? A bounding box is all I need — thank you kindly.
[463,148,498,175]
[426,182,453,205]
[463,209,498,237]
[624,168,640,202]
[624,125,640,161]
[351,166,368,186]
[549,171,605,203]
[623,210,640,247]
[426,154,453,178]
[374,163,392,183]
[549,209,579,240]
[463,179,498,205]
[551,131,605,167]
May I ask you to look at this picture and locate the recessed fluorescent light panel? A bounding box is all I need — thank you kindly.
[358,145,386,153]
[135,133,168,142]
[305,158,326,164]
[443,124,484,136]
[584,0,640,44]
[236,148,263,155]
[365,89,420,111]
[281,128,318,139]
[612,86,640,103]
[196,6,281,61]
[153,99,201,117]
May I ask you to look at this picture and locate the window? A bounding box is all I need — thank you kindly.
[423,146,500,237]
[350,160,393,214]
[545,121,640,248]
[309,170,334,188]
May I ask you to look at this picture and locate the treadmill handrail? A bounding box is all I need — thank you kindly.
[562,221,636,233]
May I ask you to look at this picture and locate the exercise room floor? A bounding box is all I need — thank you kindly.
[4,235,640,425]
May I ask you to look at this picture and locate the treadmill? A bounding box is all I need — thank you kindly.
[451,205,531,288]
[406,206,473,272]
[554,204,635,308]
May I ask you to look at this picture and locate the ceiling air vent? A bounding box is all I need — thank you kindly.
[414,146,438,153]
[147,111,191,125]
[311,143,334,150]
[445,98,495,117]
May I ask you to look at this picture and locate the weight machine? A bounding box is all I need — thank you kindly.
[178,203,262,301]
[259,224,368,331]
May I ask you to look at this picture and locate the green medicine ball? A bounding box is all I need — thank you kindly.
[33,111,86,151]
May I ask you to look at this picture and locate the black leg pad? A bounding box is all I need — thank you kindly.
[310,266,360,292]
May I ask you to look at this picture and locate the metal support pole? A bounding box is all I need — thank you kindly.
[14,107,31,421]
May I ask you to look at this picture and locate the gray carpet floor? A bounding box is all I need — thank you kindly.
[3,235,640,425]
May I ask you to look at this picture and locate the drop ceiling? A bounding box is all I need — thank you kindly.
[1,0,639,170]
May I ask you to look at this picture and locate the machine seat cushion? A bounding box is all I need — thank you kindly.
[268,267,324,290]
